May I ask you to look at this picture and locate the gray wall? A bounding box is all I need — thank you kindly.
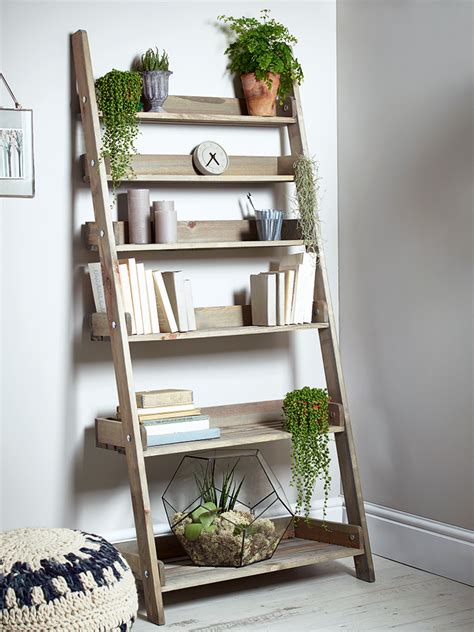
[338,0,473,529]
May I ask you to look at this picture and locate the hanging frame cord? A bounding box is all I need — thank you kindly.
[0,73,22,109]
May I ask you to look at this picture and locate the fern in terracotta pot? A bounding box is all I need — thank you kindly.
[218,9,304,116]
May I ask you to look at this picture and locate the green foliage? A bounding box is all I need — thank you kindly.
[218,9,303,102]
[195,463,244,513]
[283,387,331,522]
[294,156,321,254]
[95,69,142,190]
[140,47,170,71]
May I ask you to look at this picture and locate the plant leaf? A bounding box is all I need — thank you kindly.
[184,523,203,541]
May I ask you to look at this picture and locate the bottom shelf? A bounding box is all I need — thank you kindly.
[117,518,364,593]
[160,538,363,593]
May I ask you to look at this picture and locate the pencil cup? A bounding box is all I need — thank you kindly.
[153,200,177,243]
[127,189,151,243]
[255,209,284,241]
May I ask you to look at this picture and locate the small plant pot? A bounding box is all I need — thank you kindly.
[241,72,280,117]
[142,70,172,112]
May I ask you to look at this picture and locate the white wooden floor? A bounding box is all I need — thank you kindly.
[134,555,473,631]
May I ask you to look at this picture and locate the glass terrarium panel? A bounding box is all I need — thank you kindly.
[241,497,293,566]
[162,455,211,514]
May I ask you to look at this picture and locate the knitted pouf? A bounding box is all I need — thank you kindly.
[0,528,138,631]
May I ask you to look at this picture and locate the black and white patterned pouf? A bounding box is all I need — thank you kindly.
[0,528,138,631]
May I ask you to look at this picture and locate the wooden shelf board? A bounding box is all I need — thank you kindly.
[144,539,362,593]
[115,239,304,252]
[129,322,328,342]
[141,423,343,458]
[134,112,296,127]
[99,174,295,183]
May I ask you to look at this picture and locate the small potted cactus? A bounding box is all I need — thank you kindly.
[139,47,172,112]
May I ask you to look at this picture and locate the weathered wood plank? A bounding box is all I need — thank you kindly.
[72,30,165,625]
[294,517,363,549]
[82,154,297,180]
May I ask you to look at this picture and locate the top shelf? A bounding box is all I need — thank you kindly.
[92,94,297,128]
[133,111,296,127]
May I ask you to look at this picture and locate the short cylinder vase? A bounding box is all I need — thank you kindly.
[128,189,151,244]
[153,200,177,244]
[142,70,172,113]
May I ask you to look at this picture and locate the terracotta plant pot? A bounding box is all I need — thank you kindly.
[241,72,280,117]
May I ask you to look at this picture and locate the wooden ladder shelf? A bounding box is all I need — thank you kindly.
[72,29,374,626]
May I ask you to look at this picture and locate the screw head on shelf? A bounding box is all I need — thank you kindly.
[126,434,131,443]
[144,570,150,578]
[99,229,105,238]
[111,321,117,329]
[349,534,355,541]
[82,96,87,103]
[90,159,95,167]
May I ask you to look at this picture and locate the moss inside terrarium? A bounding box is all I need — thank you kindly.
[172,508,279,567]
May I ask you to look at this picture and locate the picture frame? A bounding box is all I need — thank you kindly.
[0,108,35,198]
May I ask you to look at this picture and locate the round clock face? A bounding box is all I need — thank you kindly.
[192,141,229,176]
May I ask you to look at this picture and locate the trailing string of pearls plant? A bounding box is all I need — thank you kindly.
[95,69,142,191]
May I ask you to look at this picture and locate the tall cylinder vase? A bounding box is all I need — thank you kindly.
[128,189,151,244]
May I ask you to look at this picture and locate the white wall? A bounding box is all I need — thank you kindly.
[338,0,473,535]
[0,1,339,538]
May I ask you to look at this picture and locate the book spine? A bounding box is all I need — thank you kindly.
[142,414,209,426]
[183,279,197,331]
[145,419,210,436]
[128,258,144,335]
[136,390,194,408]
[145,427,220,447]
[119,263,137,334]
[137,263,152,334]
[145,270,160,334]
[88,262,107,313]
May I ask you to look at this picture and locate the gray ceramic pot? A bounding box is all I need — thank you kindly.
[142,70,172,112]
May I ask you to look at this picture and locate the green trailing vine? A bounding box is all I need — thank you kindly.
[218,9,304,103]
[283,386,331,522]
[95,69,142,190]
[294,155,321,254]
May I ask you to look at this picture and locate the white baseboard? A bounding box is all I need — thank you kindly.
[361,502,474,586]
[103,496,345,544]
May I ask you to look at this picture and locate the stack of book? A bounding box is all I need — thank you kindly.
[89,259,197,335]
[250,252,317,326]
[119,388,220,447]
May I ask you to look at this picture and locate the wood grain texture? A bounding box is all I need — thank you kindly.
[91,308,330,341]
[72,30,165,625]
[84,219,303,251]
[116,534,363,594]
[98,94,295,118]
[289,83,375,583]
[95,399,344,455]
[82,154,297,182]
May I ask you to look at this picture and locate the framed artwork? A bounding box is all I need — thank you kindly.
[0,108,35,198]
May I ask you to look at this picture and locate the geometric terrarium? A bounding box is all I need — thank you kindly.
[163,449,294,568]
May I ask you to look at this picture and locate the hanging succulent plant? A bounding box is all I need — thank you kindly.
[283,386,331,522]
[95,69,142,190]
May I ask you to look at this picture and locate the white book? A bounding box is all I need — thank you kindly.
[280,253,316,324]
[137,403,197,415]
[137,263,152,335]
[119,263,136,334]
[127,258,144,335]
[152,271,178,333]
[88,262,106,313]
[162,271,188,332]
[284,269,296,325]
[250,273,277,326]
[145,270,160,334]
[183,279,197,331]
[275,271,286,326]
[145,418,210,436]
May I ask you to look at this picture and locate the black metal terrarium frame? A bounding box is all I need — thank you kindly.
[162,449,294,568]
